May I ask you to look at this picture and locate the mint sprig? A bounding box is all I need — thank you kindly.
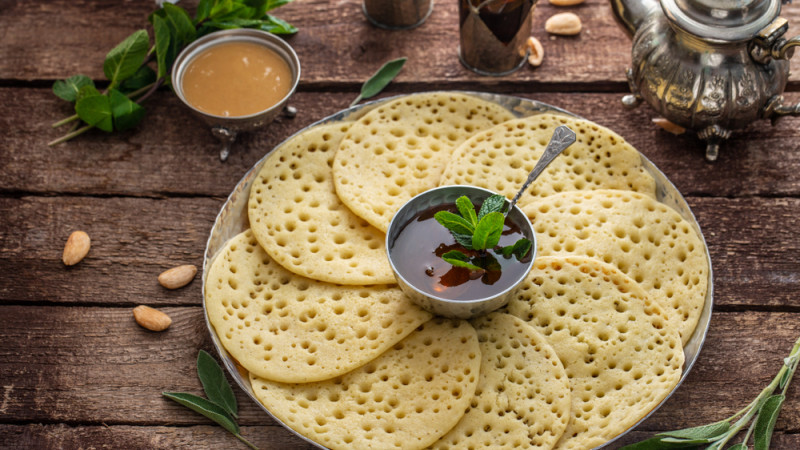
[164,350,257,449]
[434,194,531,270]
[621,334,800,450]
[50,0,297,146]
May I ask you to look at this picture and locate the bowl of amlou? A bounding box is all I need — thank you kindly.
[171,28,300,161]
[202,92,714,449]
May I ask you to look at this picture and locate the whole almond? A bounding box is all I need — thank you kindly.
[158,264,197,289]
[62,231,91,266]
[526,37,544,67]
[652,118,686,135]
[545,12,582,36]
[133,305,172,331]
[549,0,584,5]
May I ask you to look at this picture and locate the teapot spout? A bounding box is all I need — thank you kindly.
[610,0,660,36]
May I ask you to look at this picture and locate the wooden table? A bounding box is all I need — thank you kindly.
[2,0,799,448]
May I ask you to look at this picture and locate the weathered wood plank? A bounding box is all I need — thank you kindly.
[0,307,798,441]
[4,0,800,89]
[5,88,800,197]
[2,195,799,309]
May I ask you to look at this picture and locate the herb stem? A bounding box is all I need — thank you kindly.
[52,115,79,128]
[349,95,364,108]
[234,432,259,450]
[50,81,157,131]
[135,78,165,105]
[48,124,94,146]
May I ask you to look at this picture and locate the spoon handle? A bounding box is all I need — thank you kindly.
[507,125,576,213]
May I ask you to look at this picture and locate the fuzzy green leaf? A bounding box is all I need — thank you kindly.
[355,58,406,104]
[472,212,504,250]
[53,75,94,102]
[727,444,747,450]
[75,89,113,132]
[163,3,197,46]
[478,195,507,220]
[162,392,239,435]
[754,394,785,450]
[456,196,478,227]
[619,436,707,450]
[434,211,475,236]
[103,30,149,89]
[656,421,731,441]
[197,350,238,419]
[442,251,484,272]
[109,89,145,131]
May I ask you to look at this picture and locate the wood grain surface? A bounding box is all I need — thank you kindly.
[2,0,800,448]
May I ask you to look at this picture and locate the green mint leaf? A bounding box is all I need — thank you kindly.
[163,3,197,46]
[162,392,240,435]
[501,238,531,260]
[352,58,406,106]
[243,0,269,18]
[204,18,263,29]
[472,211,504,250]
[434,211,475,236]
[215,4,251,21]
[210,0,236,18]
[256,15,298,34]
[194,0,215,24]
[103,30,149,89]
[264,0,293,12]
[119,66,157,93]
[452,232,474,250]
[754,394,785,450]
[75,89,113,132]
[53,75,94,102]
[153,15,173,80]
[478,195,507,221]
[109,89,145,131]
[197,350,239,419]
[442,251,484,272]
[655,421,731,441]
[455,196,478,227]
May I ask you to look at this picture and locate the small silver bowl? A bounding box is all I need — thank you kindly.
[171,29,301,161]
[386,185,536,319]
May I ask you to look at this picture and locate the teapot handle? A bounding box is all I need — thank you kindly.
[774,35,800,59]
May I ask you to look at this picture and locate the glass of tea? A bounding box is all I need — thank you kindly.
[363,0,433,29]
[458,0,538,75]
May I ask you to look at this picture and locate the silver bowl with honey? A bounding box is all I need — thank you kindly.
[171,28,301,161]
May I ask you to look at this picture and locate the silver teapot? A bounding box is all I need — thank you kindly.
[611,0,800,160]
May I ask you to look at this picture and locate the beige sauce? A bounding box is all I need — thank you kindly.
[182,41,292,117]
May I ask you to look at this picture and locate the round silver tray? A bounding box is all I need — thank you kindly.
[201,91,714,449]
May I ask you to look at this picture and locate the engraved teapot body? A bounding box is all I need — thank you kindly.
[611,0,800,160]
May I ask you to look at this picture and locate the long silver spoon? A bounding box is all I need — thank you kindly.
[506,124,576,215]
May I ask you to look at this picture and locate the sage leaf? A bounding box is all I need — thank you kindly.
[197,350,238,419]
[656,421,731,441]
[163,3,197,45]
[109,89,145,131]
[619,436,706,450]
[351,58,406,106]
[53,75,94,102]
[456,196,478,227]
[478,195,506,220]
[754,394,785,450]
[501,238,531,260]
[120,66,157,93]
[194,0,214,23]
[434,211,475,236]
[727,444,747,450]
[153,14,172,80]
[472,212,504,250]
[75,89,113,132]
[452,232,474,250]
[163,392,240,435]
[442,251,484,272]
[103,29,149,89]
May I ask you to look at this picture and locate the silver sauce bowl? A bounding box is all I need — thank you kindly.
[386,185,536,319]
[171,29,301,161]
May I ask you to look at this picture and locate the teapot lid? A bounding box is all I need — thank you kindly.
[661,0,781,42]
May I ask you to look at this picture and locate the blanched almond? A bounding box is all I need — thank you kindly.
[652,118,686,135]
[549,0,584,5]
[526,37,544,67]
[62,231,91,266]
[545,12,582,36]
[133,305,172,331]
[158,264,197,289]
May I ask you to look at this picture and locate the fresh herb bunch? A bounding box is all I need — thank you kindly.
[622,334,800,450]
[434,194,531,272]
[49,0,297,146]
[164,350,258,449]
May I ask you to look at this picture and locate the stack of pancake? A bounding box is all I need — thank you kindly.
[205,92,707,449]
